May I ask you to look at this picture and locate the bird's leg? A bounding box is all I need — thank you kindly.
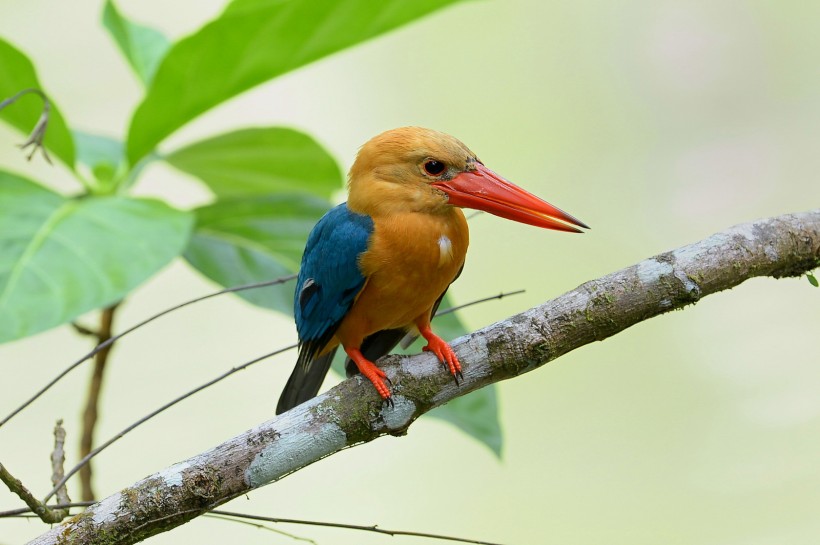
[343,347,392,402]
[417,322,463,383]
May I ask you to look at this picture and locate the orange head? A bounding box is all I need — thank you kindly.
[347,126,588,232]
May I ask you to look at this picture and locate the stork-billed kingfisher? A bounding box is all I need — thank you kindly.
[276,127,588,414]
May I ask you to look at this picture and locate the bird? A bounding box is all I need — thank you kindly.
[276,127,588,414]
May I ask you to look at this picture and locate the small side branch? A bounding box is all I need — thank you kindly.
[0,464,62,523]
[0,88,53,164]
[50,420,71,509]
[0,421,72,524]
[209,510,505,545]
[26,209,820,545]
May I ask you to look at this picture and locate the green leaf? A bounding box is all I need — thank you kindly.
[73,131,126,188]
[0,170,193,343]
[808,272,818,287]
[0,38,75,167]
[127,0,467,164]
[429,386,502,457]
[184,195,330,314]
[166,127,342,200]
[102,0,170,85]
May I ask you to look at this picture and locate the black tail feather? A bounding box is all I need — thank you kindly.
[276,346,338,414]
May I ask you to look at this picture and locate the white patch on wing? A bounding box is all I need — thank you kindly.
[437,234,453,267]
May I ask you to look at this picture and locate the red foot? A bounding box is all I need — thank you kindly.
[418,325,462,380]
[344,347,392,400]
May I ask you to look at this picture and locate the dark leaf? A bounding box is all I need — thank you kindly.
[184,195,330,315]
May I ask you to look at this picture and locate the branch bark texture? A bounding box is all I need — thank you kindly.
[27,210,820,545]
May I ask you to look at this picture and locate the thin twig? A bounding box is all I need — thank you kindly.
[43,344,296,503]
[0,501,94,518]
[79,302,120,502]
[0,88,53,164]
[210,511,506,545]
[0,275,298,430]
[71,322,99,338]
[50,420,70,508]
[0,421,71,523]
[397,289,525,348]
[204,513,317,544]
[0,505,498,544]
[435,290,525,317]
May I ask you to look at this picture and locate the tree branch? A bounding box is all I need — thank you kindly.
[79,302,120,501]
[0,421,70,524]
[26,209,820,545]
[50,420,71,510]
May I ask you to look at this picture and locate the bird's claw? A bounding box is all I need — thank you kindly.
[383,395,394,410]
[350,353,393,401]
[368,376,392,401]
[422,337,463,385]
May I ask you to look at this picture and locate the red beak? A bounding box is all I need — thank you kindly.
[431,164,589,233]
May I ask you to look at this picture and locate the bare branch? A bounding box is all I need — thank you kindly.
[46,288,514,499]
[0,464,61,524]
[26,209,820,545]
[43,288,513,501]
[205,513,317,544]
[209,510,506,545]
[0,422,72,524]
[0,503,498,544]
[50,420,70,508]
[0,502,94,518]
[43,345,295,503]
[79,303,120,501]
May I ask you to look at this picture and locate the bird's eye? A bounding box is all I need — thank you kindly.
[423,160,446,177]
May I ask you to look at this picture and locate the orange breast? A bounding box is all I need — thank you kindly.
[334,207,468,347]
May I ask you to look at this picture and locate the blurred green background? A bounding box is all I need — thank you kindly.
[1,0,819,543]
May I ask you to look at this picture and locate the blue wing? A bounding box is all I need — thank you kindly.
[277,203,373,414]
[294,202,374,346]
